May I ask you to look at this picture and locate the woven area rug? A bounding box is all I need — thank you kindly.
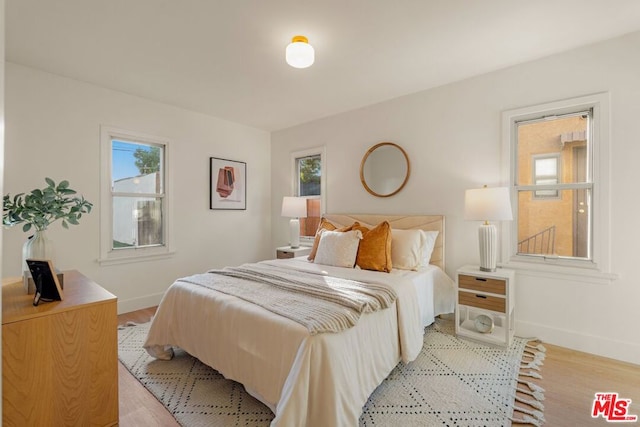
[118,318,546,427]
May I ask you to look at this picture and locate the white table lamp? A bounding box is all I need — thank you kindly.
[281,196,307,249]
[464,186,513,272]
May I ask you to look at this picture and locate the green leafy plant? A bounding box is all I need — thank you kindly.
[3,178,93,232]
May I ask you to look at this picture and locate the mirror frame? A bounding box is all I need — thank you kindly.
[359,142,411,198]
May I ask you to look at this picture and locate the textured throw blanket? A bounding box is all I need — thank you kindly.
[177,263,397,335]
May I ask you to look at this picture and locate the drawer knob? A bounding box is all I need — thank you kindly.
[475,277,487,282]
[475,294,487,299]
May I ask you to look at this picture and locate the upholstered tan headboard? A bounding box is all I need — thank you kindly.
[323,214,445,270]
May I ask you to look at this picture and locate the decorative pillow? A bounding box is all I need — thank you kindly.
[352,221,393,272]
[391,228,426,270]
[313,229,363,268]
[307,218,344,261]
[420,230,439,267]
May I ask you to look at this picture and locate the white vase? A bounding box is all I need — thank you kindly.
[22,229,55,293]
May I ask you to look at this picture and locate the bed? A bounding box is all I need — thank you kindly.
[144,214,455,427]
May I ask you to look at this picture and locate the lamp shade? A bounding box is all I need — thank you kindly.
[464,186,513,222]
[281,196,307,218]
[286,35,315,69]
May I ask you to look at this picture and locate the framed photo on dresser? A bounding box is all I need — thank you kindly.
[26,259,63,306]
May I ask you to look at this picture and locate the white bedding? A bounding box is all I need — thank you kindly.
[388,263,456,326]
[144,257,455,427]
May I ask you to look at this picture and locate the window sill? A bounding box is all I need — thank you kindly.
[98,249,176,266]
[501,258,618,285]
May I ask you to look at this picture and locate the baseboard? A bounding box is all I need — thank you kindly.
[117,292,165,315]
[516,319,640,365]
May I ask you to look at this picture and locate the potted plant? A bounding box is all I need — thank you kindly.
[3,178,93,288]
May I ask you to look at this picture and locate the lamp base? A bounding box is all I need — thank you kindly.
[289,218,301,249]
[478,223,498,272]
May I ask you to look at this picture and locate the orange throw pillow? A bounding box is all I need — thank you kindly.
[353,221,393,272]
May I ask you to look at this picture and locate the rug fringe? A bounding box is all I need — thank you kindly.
[512,405,545,423]
[525,342,547,352]
[118,321,140,330]
[519,370,543,379]
[517,386,545,402]
[118,316,154,330]
[521,360,543,371]
[523,348,546,363]
[511,406,545,426]
[519,339,546,379]
[515,394,544,411]
[512,339,547,425]
[511,413,544,427]
[517,380,546,401]
[118,316,153,330]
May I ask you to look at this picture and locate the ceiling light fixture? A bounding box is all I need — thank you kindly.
[286,35,315,69]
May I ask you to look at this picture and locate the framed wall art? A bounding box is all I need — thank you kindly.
[209,157,246,210]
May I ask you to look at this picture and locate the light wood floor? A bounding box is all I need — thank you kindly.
[117,308,640,426]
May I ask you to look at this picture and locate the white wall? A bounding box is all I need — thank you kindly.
[4,63,271,313]
[271,31,640,364]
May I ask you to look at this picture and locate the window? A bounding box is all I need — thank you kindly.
[532,154,560,199]
[502,93,616,283]
[516,111,590,259]
[291,147,326,243]
[100,126,173,264]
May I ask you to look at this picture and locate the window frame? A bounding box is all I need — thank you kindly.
[500,93,616,284]
[99,126,174,265]
[291,146,326,245]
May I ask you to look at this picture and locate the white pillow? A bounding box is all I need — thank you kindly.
[391,229,425,270]
[421,230,439,267]
[314,229,363,268]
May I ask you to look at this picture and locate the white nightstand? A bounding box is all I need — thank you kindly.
[455,265,515,346]
[276,246,312,259]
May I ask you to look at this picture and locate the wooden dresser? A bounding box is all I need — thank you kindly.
[2,270,119,426]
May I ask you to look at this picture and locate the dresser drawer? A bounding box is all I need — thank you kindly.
[458,274,506,295]
[458,291,506,313]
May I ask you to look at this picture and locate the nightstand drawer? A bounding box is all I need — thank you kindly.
[458,291,506,313]
[277,250,295,259]
[458,274,506,295]
[276,246,311,259]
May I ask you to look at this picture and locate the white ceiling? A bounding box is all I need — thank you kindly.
[7,1,640,131]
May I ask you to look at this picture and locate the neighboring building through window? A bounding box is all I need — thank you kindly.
[291,147,325,242]
[100,127,173,264]
[515,112,590,258]
[532,154,560,199]
[502,93,614,283]
[112,140,164,248]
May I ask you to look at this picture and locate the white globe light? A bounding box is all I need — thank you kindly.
[286,36,315,69]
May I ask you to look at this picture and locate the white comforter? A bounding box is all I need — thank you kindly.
[144,258,436,426]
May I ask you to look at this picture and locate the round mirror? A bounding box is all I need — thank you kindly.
[360,142,410,197]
